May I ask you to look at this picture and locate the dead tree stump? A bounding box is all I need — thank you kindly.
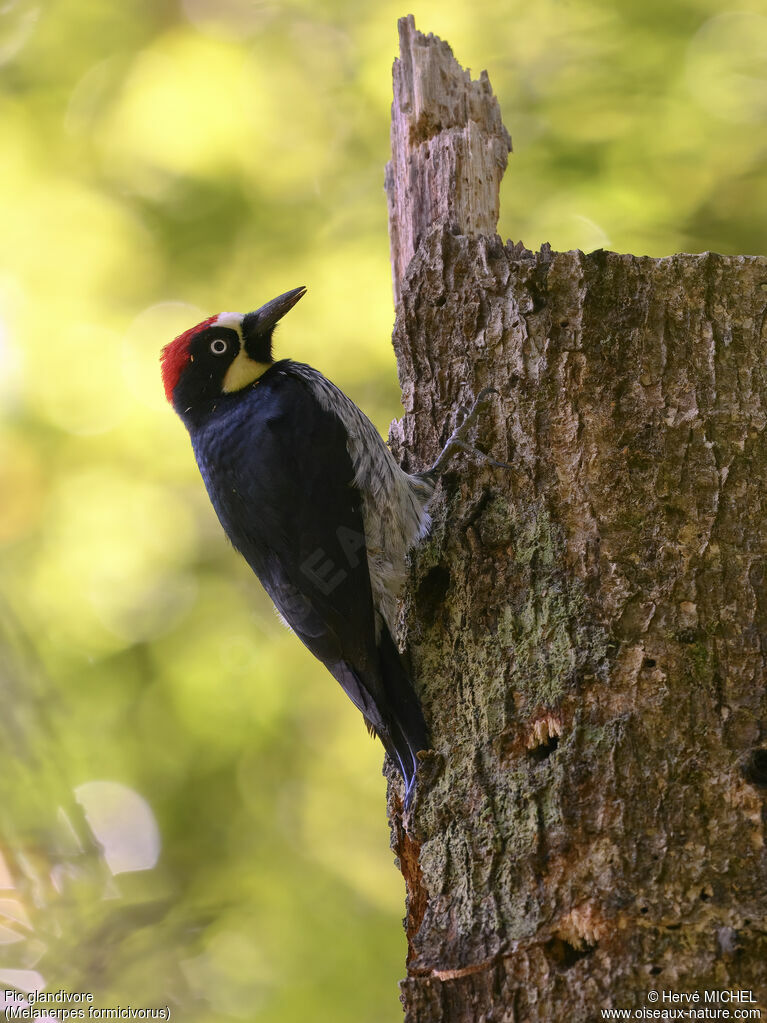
[385,14,767,1022]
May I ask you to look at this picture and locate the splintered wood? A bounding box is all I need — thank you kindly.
[385,15,512,307]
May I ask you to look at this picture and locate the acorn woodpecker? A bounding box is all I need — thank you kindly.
[160,284,437,802]
[161,287,498,804]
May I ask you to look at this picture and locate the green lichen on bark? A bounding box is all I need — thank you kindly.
[503,501,605,708]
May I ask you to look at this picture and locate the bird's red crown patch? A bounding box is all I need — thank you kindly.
[160,315,218,402]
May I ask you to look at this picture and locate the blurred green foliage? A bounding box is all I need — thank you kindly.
[0,0,764,1018]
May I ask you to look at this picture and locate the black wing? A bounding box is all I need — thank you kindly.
[194,364,391,734]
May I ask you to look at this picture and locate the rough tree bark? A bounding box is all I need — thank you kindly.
[385,15,767,1022]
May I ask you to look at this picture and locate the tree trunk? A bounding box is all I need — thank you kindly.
[385,15,767,1021]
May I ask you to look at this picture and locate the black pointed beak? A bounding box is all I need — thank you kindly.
[242,287,307,342]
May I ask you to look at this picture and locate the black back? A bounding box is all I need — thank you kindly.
[190,363,397,738]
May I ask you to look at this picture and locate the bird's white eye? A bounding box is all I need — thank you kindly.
[210,338,228,355]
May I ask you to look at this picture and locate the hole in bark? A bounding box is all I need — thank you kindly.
[700,889,711,901]
[544,936,596,971]
[528,734,559,762]
[666,922,681,930]
[649,966,662,976]
[741,747,767,789]
[416,565,451,620]
[435,294,446,307]
[640,906,649,915]
[643,658,656,668]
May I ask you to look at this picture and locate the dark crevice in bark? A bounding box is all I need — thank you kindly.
[742,748,767,789]
[527,733,559,763]
[543,935,597,971]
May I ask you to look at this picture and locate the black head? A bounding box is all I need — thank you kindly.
[161,287,306,419]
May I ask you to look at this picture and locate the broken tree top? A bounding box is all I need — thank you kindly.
[385,15,513,307]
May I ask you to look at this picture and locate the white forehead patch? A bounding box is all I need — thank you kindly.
[214,312,244,337]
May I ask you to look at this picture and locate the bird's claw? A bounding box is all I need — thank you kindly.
[427,387,510,476]
[452,439,513,470]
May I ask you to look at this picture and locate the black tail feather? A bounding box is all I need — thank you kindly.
[377,625,429,805]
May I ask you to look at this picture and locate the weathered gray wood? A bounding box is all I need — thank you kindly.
[384,14,511,308]
[386,17,767,1023]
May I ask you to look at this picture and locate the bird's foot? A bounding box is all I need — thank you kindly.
[427,387,512,477]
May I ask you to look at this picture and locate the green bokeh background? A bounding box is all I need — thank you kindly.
[0,0,765,1019]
